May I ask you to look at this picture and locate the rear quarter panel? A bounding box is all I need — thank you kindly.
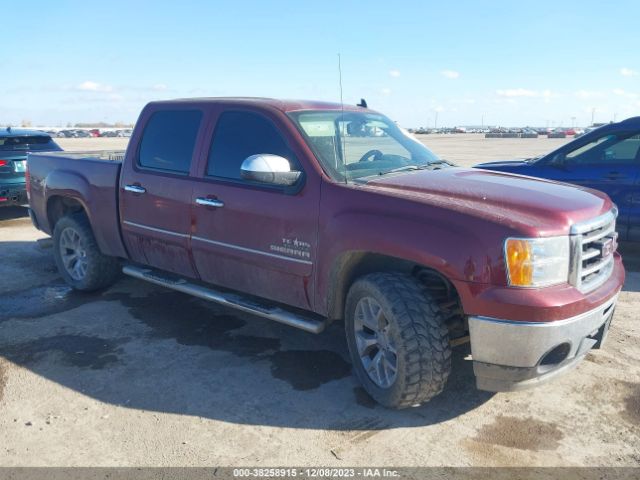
[27,153,128,258]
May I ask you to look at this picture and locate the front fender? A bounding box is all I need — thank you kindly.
[316,208,508,318]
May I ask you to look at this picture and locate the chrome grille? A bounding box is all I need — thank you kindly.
[569,209,618,293]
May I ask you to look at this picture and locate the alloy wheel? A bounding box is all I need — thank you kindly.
[353,296,398,388]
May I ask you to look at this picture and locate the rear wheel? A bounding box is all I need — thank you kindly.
[53,214,120,291]
[345,272,451,409]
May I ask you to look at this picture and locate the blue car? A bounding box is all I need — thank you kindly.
[0,128,62,206]
[476,116,640,242]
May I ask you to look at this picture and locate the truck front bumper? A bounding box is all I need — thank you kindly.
[469,292,618,392]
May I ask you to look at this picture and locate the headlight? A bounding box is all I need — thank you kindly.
[504,236,570,287]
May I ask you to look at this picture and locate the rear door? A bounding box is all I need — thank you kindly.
[190,107,320,310]
[119,107,205,277]
[539,132,640,240]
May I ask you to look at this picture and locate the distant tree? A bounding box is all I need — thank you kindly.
[21,119,32,127]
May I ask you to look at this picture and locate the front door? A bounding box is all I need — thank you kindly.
[119,107,205,277]
[190,108,320,310]
[628,169,640,242]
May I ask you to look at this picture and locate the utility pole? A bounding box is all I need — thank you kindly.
[591,108,595,126]
[481,114,484,128]
[434,111,438,129]
[571,116,576,128]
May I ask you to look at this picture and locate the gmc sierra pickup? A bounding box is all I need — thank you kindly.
[26,98,624,408]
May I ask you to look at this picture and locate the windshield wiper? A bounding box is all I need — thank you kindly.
[377,161,452,177]
[421,160,452,169]
[377,165,422,176]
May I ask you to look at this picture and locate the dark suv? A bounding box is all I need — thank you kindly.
[0,128,62,206]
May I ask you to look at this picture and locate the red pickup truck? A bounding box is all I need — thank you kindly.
[26,98,624,408]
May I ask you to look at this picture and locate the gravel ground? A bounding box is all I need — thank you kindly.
[0,135,638,467]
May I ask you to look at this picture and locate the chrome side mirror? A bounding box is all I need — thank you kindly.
[240,154,301,186]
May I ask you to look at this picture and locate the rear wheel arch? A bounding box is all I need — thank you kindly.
[47,195,88,231]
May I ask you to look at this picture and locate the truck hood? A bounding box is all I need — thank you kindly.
[362,167,612,236]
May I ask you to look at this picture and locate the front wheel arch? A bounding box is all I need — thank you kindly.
[327,251,460,322]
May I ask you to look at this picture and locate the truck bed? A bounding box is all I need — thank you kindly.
[27,150,129,259]
[32,150,126,162]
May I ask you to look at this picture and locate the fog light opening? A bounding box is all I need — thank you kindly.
[540,342,571,368]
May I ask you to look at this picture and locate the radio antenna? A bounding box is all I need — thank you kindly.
[338,53,347,184]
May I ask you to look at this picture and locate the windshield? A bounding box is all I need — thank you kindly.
[0,135,60,152]
[288,110,443,181]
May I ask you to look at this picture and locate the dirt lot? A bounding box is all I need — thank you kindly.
[0,135,638,467]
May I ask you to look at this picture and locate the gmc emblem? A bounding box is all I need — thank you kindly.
[600,236,617,257]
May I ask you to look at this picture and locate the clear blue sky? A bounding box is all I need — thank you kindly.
[4,0,639,127]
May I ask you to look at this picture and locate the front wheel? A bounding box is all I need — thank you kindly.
[345,272,451,409]
[52,214,120,291]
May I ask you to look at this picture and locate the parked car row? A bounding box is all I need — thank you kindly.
[574,125,602,138]
[485,128,540,139]
[100,129,133,138]
[53,129,93,138]
[45,128,133,138]
[409,127,493,134]
[410,126,589,137]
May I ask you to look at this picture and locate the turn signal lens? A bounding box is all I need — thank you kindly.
[505,239,533,286]
[504,236,570,287]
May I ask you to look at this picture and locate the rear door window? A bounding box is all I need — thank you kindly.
[206,111,295,180]
[138,110,203,173]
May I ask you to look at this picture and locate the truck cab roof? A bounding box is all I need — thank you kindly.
[147,97,371,114]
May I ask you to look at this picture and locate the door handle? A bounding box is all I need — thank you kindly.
[604,172,625,180]
[196,197,224,208]
[124,184,146,194]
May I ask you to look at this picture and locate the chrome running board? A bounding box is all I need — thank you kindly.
[122,265,325,334]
